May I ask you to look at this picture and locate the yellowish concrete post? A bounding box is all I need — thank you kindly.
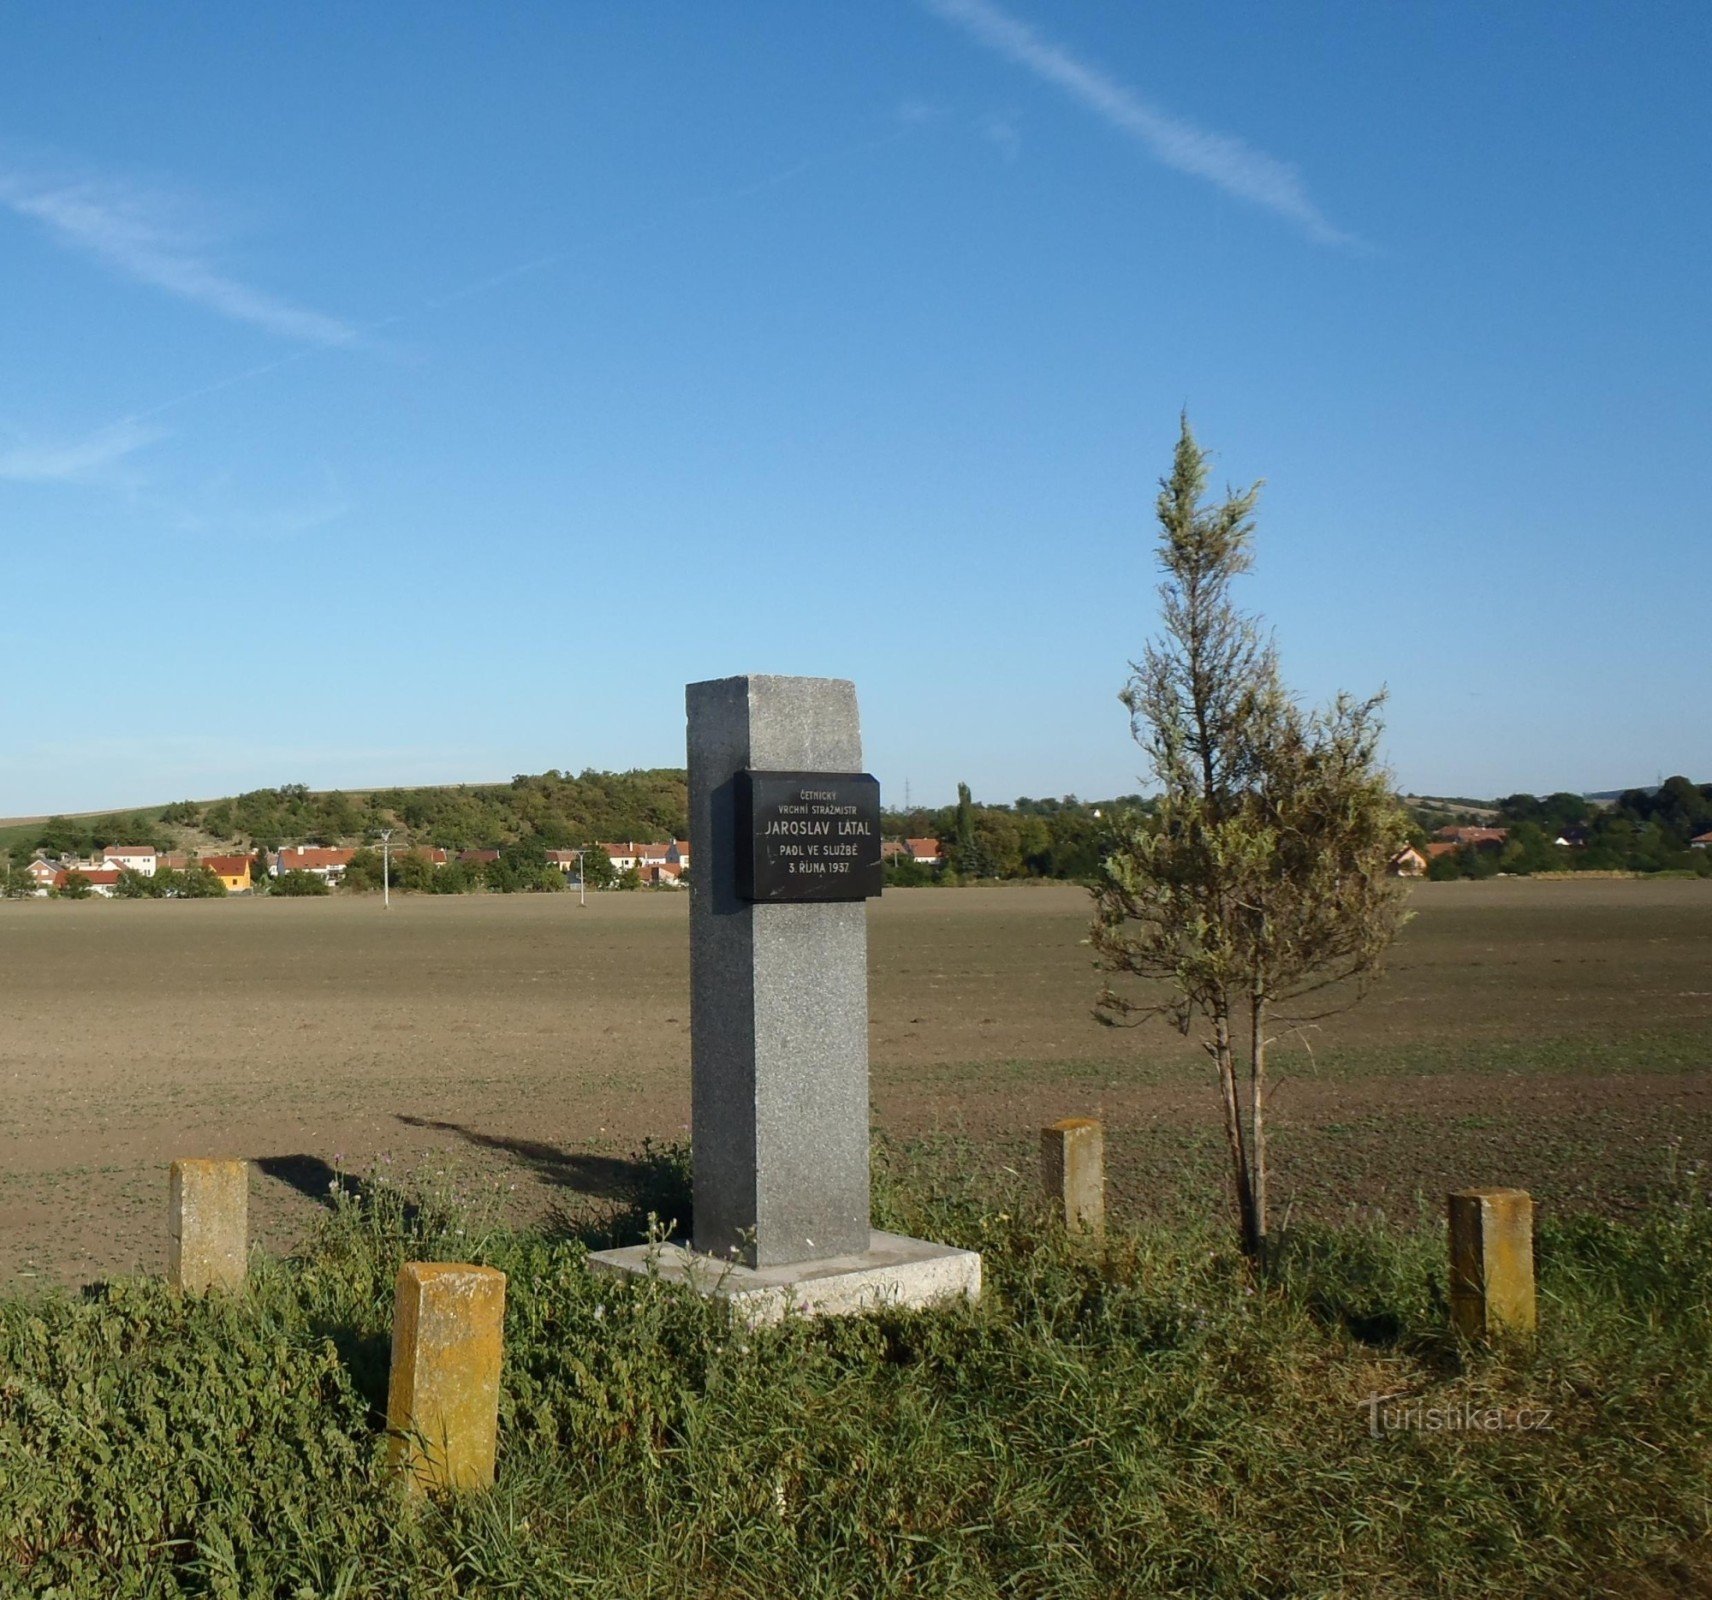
[169,1159,248,1292]
[1041,1118,1105,1235]
[1448,1188,1536,1341]
[386,1263,507,1495]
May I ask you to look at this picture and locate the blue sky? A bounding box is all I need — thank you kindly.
[2,2,1707,815]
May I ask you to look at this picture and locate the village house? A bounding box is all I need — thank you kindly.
[25,859,60,896]
[1433,826,1508,850]
[53,866,123,898]
[1693,831,1712,850]
[276,846,358,884]
[1388,845,1430,877]
[458,848,500,867]
[906,838,945,866]
[101,844,158,877]
[593,840,690,877]
[200,854,253,893]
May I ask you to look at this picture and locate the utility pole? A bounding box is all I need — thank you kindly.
[573,847,586,908]
[380,828,393,910]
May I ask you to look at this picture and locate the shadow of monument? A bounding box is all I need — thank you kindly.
[394,1114,692,1250]
[254,1152,358,1208]
[254,1152,424,1229]
[393,1115,642,1199]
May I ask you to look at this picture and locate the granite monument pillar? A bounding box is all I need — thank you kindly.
[688,673,872,1267]
[589,673,979,1322]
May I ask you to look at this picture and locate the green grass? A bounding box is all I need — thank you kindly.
[2,1145,1709,1597]
[1295,1029,1712,1080]
[919,1027,1712,1095]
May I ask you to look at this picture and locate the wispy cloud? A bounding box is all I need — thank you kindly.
[979,112,1023,162]
[0,418,163,483]
[158,469,349,542]
[922,0,1358,247]
[0,165,360,344]
[894,99,947,128]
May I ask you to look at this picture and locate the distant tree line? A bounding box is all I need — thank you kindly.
[11,770,1146,890]
[112,864,229,899]
[1416,775,1712,879]
[341,841,575,896]
[882,788,1150,885]
[16,768,1704,894]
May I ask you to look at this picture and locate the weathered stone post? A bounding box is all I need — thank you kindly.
[168,1158,248,1292]
[1041,1118,1104,1234]
[1448,1187,1536,1341]
[386,1263,507,1495]
[589,674,980,1323]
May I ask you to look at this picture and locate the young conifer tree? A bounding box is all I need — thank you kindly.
[1091,418,1409,1261]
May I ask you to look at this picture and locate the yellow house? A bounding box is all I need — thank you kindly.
[199,854,254,893]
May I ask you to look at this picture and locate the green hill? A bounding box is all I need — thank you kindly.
[1,773,1137,885]
[0,771,691,859]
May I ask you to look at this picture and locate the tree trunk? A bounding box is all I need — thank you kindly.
[1250,988,1269,1266]
[1214,1005,1260,1257]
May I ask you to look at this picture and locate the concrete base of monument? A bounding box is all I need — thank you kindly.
[586,1230,982,1327]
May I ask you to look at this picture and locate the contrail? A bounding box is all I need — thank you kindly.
[0,166,362,345]
[922,0,1360,247]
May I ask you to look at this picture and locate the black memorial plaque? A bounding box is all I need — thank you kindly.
[736,770,883,903]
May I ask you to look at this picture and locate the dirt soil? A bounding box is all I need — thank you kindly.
[2,879,1708,1286]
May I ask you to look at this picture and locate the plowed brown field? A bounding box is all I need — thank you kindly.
[2,878,1708,1285]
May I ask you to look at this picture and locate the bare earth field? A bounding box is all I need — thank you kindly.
[1,879,1708,1287]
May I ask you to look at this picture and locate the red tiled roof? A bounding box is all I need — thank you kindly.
[200,855,252,876]
[278,847,357,870]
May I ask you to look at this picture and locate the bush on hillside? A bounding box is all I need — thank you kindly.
[273,869,331,897]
